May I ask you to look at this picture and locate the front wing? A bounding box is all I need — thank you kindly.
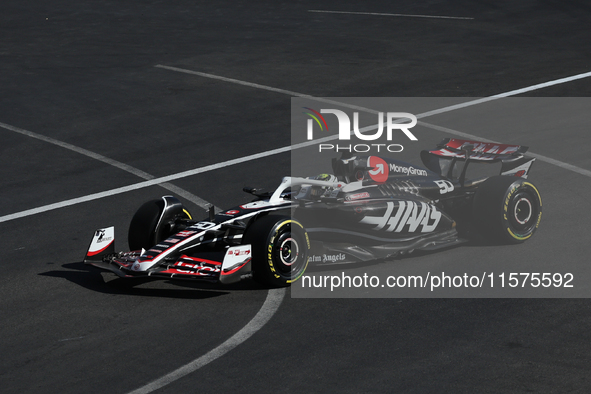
[84,227,252,284]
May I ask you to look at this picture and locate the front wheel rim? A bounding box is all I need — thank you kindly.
[279,237,299,266]
[273,228,307,279]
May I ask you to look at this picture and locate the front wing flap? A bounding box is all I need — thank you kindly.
[84,227,252,283]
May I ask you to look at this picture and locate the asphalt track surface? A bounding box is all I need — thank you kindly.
[2,1,591,393]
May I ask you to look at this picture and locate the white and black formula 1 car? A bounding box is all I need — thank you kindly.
[85,139,542,287]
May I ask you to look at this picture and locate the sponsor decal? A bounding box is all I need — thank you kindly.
[227,247,251,256]
[225,210,240,215]
[177,230,197,237]
[87,227,115,256]
[163,267,219,276]
[180,255,222,265]
[308,253,347,263]
[368,156,389,183]
[175,261,220,273]
[389,163,428,177]
[360,201,441,233]
[346,192,371,201]
[95,229,113,244]
[132,262,141,271]
[323,253,346,263]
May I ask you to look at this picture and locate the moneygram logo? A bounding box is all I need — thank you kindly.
[304,108,418,153]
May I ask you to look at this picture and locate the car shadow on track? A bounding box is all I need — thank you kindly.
[38,262,269,299]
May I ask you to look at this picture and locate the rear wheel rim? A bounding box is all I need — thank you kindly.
[514,197,533,225]
[508,190,538,234]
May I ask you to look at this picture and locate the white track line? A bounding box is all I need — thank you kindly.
[0,145,295,223]
[158,64,591,110]
[158,65,591,177]
[0,122,284,394]
[418,70,591,117]
[127,287,286,394]
[419,121,591,178]
[308,9,474,20]
[157,65,591,114]
[0,121,214,211]
[2,68,591,224]
[154,65,383,115]
[417,121,498,142]
[155,65,308,97]
[2,67,589,394]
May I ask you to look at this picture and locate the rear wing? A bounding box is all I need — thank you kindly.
[421,138,536,180]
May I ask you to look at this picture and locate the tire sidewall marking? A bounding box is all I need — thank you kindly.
[504,181,542,240]
[265,220,310,283]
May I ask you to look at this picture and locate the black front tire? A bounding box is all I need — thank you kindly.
[472,176,542,244]
[243,215,310,287]
[128,198,192,251]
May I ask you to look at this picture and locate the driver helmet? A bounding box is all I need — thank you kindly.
[309,173,338,183]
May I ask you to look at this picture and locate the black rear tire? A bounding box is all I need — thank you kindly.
[243,215,310,287]
[472,176,542,244]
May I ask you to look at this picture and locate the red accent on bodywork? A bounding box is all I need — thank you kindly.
[180,255,222,265]
[368,156,389,183]
[159,268,217,276]
[221,258,252,276]
[86,241,114,256]
[429,139,523,161]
